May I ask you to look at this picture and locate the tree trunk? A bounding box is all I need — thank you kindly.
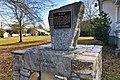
[19,29,22,42]
[19,21,22,43]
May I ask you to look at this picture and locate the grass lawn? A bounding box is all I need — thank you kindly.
[0,36,51,80]
[0,36,120,80]
[0,36,51,49]
[0,36,50,45]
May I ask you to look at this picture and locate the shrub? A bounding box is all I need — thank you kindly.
[0,29,5,38]
[91,11,112,45]
[80,31,90,36]
[80,20,93,36]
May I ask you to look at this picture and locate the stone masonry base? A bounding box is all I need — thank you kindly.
[12,44,102,80]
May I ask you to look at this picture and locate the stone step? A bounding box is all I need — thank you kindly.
[71,55,98,80]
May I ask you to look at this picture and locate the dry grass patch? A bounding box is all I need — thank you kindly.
[0,36,51,80]
[0,36,120,80]
[0,36,50,45]
[78,37,103,45]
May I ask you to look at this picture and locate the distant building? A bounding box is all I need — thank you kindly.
[27,28,50,36]
[12,34,19,37]
[22,34,31,36]
[36,29,50,35]
[12,34,31,37]
[3,32,9,38]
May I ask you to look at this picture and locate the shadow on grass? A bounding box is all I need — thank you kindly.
[77,39,104,45]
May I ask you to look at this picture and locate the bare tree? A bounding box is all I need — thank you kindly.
[0,0,53,42]
[82,0,99,20]
[81,0,99,36]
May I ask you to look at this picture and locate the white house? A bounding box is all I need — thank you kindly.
[3,32,9,38]
[36,29,50,35]
[12,34,19,37]
[98,0,120,47]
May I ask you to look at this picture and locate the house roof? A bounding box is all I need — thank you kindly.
[37,29,46,33]
[37,29,50,35]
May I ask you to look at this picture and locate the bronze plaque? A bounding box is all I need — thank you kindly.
[53,11,71,29]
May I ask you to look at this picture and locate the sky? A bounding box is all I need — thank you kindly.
[42,0,98,28]
[0,0,98,29]
[0,0,80,29]
[42,0,80,28]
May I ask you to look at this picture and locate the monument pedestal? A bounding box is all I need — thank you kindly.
[12,1,103,80]
[12,44,102,80]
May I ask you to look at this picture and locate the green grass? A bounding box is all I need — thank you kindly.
[0,36,51,45]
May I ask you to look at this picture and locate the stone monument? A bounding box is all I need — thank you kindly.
[12,1,102,80]
[49,1,84,50]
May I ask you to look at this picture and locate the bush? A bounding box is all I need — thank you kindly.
[0,34,4,38]
[80,31,91,36]
[91,11,112,45]
[0,29,5,38]
[80,20,93,36]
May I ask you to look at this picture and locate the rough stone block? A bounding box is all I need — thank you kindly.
[20,68,30,77]
[48,1,84,50]
[20,76,29,80]
[13,55,23,71]
[13,75,20,80]
[23,51,41,71]
[72,55,98,80]
[42,53,71,77]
